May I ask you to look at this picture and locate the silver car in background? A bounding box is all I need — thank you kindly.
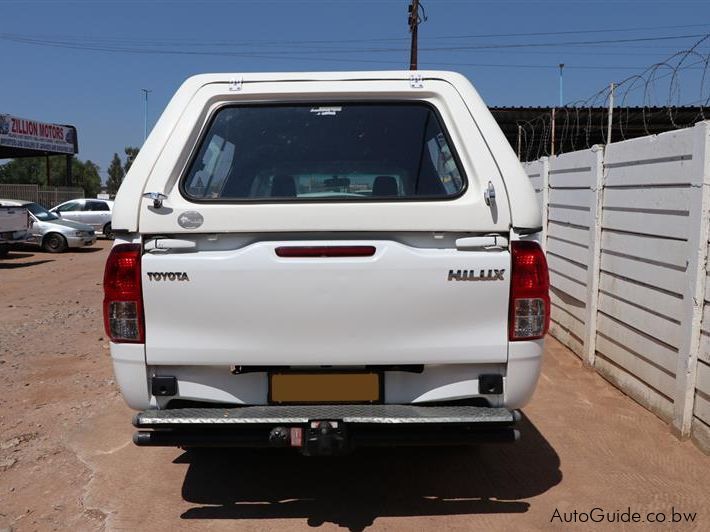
[50,198,114,238]
[0,199,96,253]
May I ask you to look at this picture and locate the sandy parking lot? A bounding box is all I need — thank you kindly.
[1,241,709,531]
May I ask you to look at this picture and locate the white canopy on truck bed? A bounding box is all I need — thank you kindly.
[113,71,540,234]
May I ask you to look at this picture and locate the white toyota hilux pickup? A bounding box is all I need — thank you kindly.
[105,71,549,455]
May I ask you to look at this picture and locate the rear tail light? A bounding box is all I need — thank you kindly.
[509,240,550,341]
[103,243,144,343]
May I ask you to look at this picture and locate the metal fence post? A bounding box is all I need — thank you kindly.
[672,120,710,439]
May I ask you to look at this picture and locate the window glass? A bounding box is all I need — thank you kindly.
[182,103,465,201]
[26,203,59,221]
[56,201,82,212]
[84,200,109,211]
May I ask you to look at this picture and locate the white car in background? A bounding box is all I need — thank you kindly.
[0,199,96,253]
[50,198,114,238]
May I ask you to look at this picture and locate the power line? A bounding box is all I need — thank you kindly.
[1,31,706,58]
[0,32,681,71]
[412,23,710,41]
[274,33,708,54]
[0,26,707,51]
[0,26,708,78]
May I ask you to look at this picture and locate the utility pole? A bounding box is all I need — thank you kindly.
[558,63,565,107]
[408,0,423,70]
[141,88,152,143]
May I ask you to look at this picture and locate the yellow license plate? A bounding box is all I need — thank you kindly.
[269,372,381,404]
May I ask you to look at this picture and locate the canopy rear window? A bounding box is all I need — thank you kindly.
[181,103,466,202]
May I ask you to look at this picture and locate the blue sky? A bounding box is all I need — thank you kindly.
[2,0,709,181]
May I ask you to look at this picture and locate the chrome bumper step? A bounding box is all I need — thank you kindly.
[134,404,518,427]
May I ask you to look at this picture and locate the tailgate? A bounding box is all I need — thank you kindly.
[142,237,510,366]
[0,207,28,233]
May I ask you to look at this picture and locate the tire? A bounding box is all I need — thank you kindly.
[0,243,9,258]
[42,233,67,253]
[103,223,113,240]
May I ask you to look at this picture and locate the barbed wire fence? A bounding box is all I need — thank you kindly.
[517,34,710,161]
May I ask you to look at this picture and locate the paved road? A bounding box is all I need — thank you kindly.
[1,241,708,531]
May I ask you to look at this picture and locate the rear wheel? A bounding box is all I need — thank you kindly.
[42,233,67,253]
[103,223,113,240]
[0,243,9,258]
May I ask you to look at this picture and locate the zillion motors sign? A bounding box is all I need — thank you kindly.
[0,114,76,155]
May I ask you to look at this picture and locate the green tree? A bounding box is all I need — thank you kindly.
[106,153,125,196]
[0,158,47,185]
[0,156,101,197]
[74,159,101,198]
[124,146,139,173]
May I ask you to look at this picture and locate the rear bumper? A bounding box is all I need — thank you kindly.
[110,341,544,413]
[132,404,521,454]
[0,229,29,243]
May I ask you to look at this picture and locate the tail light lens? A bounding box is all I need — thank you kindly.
[103,243,144,343]
[275,245,376,258]
[509,240,550,341]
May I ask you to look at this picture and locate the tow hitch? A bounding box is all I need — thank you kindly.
[305,421,349,455]
[268,421,349,455]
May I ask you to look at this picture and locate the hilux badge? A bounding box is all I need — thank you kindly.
[448,269,505,281]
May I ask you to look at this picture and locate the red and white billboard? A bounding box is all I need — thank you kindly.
[0,114,77,155]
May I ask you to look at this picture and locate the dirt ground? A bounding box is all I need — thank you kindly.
[1,240,709,532]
